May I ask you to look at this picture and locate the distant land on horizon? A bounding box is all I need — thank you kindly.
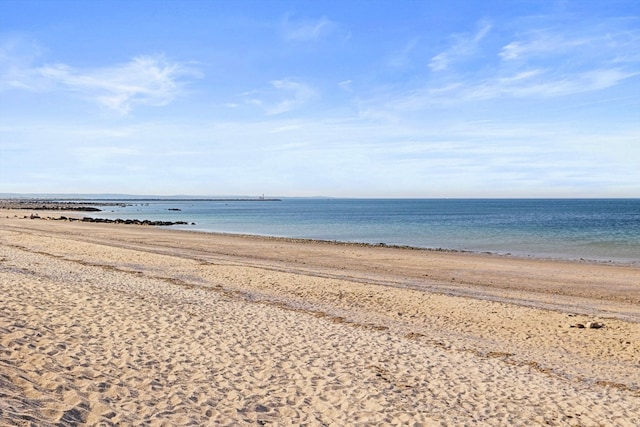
[1,193,637,201]
[0,193,288,200]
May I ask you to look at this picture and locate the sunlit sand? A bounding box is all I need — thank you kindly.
[1,213,638,426]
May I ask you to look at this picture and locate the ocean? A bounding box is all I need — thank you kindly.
[88,198,640,264]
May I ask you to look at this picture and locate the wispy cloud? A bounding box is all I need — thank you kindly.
[465,68,637,99]
[36,55,200,114]
[387,38,420,69]
[242,79,317,115]
[267,79,317,115]
[429,21,492,71]
[1,43,200,115]
[499,23,640,65]
[499,31,589,61]
[338,80,353,92]
[281,15,336,42]
[0,36,47,90]
[361,67,636,117]
[367,17,639,116]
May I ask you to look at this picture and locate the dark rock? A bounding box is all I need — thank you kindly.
[78,216,189,227]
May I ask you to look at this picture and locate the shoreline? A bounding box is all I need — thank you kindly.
[4,207,638,268]
[1,214,639,424]
[2,211,640,314]
[181,228,638,267]
[3,198,639,266]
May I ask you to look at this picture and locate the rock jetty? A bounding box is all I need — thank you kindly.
[0,200,103,211]
[24,214,191,227]
[79,217,189,226]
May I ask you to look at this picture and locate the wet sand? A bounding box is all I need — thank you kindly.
[1,212,639,426]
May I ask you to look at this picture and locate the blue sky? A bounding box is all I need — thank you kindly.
[1,0,638,197]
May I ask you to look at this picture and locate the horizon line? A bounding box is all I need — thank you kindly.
[1,193,638,201]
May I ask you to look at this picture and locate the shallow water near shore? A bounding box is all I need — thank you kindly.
[89,198,639,264]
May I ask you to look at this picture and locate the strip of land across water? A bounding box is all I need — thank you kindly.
[0,197,280,210]
[0,204,638,426]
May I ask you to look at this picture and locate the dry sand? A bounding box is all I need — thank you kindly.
[1,212,639,426]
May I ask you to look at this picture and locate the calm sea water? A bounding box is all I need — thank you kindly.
[90,199,640,264]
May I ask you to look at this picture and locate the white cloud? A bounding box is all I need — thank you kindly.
[429,21,492,71]
[364,19,639,115]
[500,31,591,61]
[363,67,636,116]
[499,24,640,67]
[3,112,637,197]
[387,38,419,68]
[497,69,544,83]
[466,68,637,99]
[238,79,317,115]
[1,46,200,114]
[338,80,353,92]
[500,35,549,61]
[281,15,336,41]
[0,36,48,91]
[35,55,200,114]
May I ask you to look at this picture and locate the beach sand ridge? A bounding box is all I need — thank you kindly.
[1,215,638,425]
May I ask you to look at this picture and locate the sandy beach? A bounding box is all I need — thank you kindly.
[1,212,639,426]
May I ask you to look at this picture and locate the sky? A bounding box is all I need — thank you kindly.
[1,0,639,198]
